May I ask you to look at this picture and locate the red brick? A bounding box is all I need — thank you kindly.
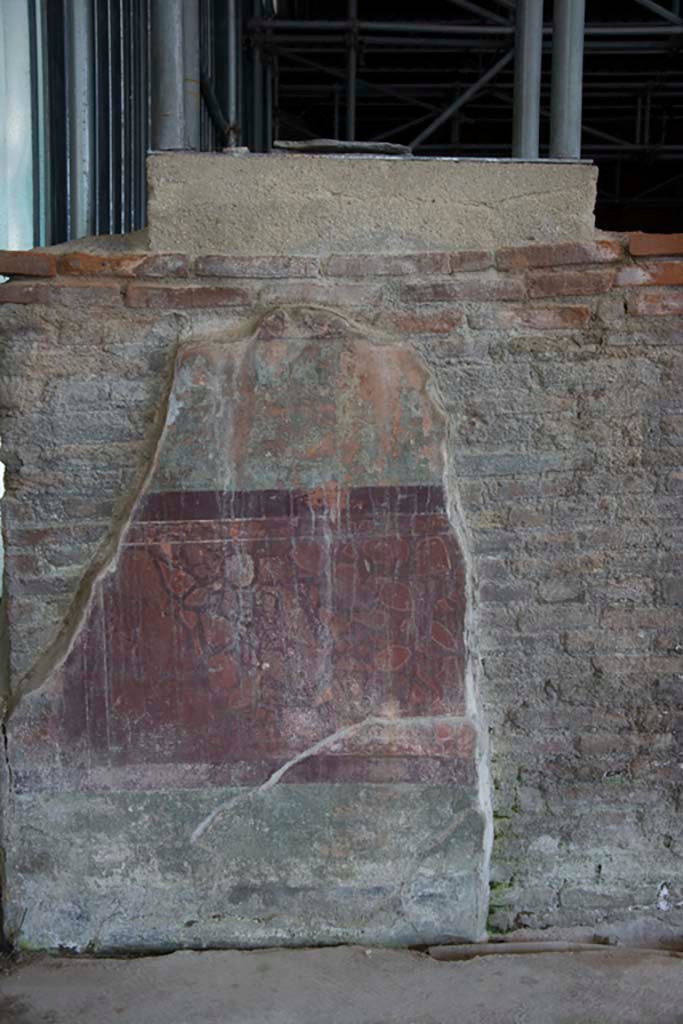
[379,307,465,335]
[496,239,624,271]
[402,275,525,303]
[0,280,51,304]
[628,289,683,317]
[629,232,683,257]
[196,254,318,278]
[323,252,449,277]
[126,283,250,308]
[527,267,615,298]
[59,252,146,276]
[617,260,683,288]
[471,304,592,331]
[449,250,493,273]
[49,280,123,306]
[0,250,57,277]
[138,254,191,277]
[59,252,190,278]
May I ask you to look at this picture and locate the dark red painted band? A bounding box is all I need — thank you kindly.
[136,484,446,523]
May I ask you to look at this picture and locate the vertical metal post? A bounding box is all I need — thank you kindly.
[183,0,200,150]
[333,84,341,139]
[264,54,272,152]
[65,0,95,238]
[150,0,185,150]
[346,0,357,141]
[227,0,238,145]
[512,0,543,158]
[251,0,263,150]
[549,0,586,159]
[273,53,279,142]
[636,95,643,145]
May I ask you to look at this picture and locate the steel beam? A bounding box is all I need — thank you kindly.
[512,0,543,158]
[444,0,512,25]
[279,49,440,112]
[373,110,437,143]
[411,49,513,148]
[251,18,683,37]
[226,0,239,145]
[65,0,94,237]
[631,0,683,24]
[150,0,185,150]
[550,0,586,158]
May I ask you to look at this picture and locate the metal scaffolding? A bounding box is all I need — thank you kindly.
[9,0,683,243]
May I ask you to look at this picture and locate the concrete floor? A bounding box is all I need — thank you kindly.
[2,946,683,1024]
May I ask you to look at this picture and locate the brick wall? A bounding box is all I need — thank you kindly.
[1,230,682,946]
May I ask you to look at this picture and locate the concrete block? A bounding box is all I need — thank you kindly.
[146,154,598,256]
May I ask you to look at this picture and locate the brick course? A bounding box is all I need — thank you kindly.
[0,250,57,277]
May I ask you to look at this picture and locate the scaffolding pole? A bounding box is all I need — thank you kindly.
[550,0,586,158]
[347,0,357,140]
[512,0,543,158]
[227,0,239,145]
[65,0,94,238]
[150,0,185,150]
[182,0,200,151]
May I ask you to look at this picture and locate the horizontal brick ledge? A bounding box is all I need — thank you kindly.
[496,239,625,272]
[629,232,683,257]
[527,267,615,299]
[196,254,319,279]
[402,276,525,303]
[126,282,250,308]
[59,252,147,276]
[59,252,191,278]
[322,252,450,278]
[0,250,57,277]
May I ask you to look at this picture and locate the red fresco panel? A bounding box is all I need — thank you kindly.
[17,485,470,792]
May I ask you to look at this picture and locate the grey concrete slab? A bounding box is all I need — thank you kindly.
[146,153,598,255]
[2,946,683,1024]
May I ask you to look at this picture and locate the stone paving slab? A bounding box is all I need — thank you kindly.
[2,946,683,1024]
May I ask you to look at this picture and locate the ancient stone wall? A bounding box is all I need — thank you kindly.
[1,230,682,950]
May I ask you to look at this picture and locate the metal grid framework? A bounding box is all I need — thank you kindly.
[31,0,273,244]
[22,0,683,242]
[258,0,683,228]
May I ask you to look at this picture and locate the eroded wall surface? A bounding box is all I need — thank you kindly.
[1,225,682,951]
[1,305,487,951]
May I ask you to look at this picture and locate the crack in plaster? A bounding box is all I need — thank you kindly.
[6,318,187,717]
[190,714,470,844]
[5,310,265,715]
[417,338,494,941]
